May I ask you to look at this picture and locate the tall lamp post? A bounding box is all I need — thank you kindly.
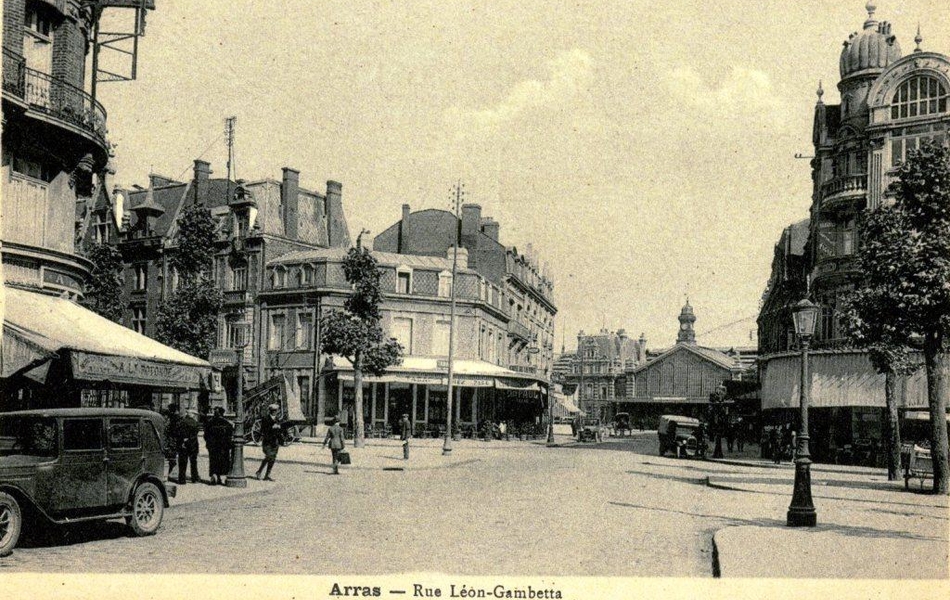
[226,323,251,488]
[546,384,556,447]
[787,298,819,527]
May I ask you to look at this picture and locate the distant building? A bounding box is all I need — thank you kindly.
[563,329,645,420]
[621,303,744,426]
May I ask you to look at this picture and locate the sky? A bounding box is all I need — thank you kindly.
[97,0,950,352]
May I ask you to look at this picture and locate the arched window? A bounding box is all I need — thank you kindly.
[891,76,948,120]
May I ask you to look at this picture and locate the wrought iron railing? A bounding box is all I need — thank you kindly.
[3,47,25,97]
[3,48,107,144]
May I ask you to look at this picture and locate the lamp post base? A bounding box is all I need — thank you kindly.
[226,438,248,488]
[442,438,453,456]
[787,455,817,527]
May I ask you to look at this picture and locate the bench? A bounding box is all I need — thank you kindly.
[904,445,934,490]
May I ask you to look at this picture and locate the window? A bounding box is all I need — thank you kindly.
[438,271,453,297]
[132,307,146,334]
[24,1,53,37]
[432,320,451,356]
[236,213,249,239]
[232,264,248,291]
[11,156,54,182]
[296,312,313,349]
[301,264,312,286]
[273,267,286,289]
[63,419,103,451]
[0,416,57,458]
[133,264,147,291]
[93,212,110,244]
[226,320,247,348]
[298,375,311,409]
[23,2,53,77]
[391,317,413,354]
[891,76,948,120]
[890,125,948,167]
[397,270,411,294]
[269,314,285,350]
[108,419,141,450]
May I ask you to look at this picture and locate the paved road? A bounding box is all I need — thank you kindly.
[3,433,942,576]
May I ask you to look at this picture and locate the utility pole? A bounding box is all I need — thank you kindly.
[443,181,464,456]
[224,116,237,200]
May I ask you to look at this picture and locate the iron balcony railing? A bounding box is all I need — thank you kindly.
[2,47,107,144]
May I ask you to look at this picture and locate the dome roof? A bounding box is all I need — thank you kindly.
[839,3,902,78]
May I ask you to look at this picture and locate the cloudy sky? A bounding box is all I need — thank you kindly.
[99,0,950,351]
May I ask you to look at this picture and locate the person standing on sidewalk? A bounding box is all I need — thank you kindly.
[163,404,180,479]
[177,408,201,484]
[399,413,411,460]
[204,407,234,485]
[255,404,282,481]
[323,416,345,474]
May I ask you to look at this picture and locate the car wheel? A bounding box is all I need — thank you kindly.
[0,491,23,557]
[126,482,164,537]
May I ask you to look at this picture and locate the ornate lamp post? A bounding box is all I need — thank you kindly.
[787,298,819,527]
[226,323,251,488]
[711,384,726,459]
[546,385,556,446]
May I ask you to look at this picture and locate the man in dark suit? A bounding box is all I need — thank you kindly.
[163,404,180,479]
[399,413,411,460]
[177,408,201,484]
[323,416,345,474]
[255,404,282,481]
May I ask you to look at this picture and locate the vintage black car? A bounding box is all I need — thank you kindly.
[0,408,175,556]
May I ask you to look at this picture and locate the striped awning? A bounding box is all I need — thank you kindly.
[760,350,928,410]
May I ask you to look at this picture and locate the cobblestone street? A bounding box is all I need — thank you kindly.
[3,434,945,577]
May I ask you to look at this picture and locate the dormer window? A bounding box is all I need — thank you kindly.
[891,76,947,120]
[272,267,286,289]
[301,264,312,286]
[438,271,453,297]
[396,266,412,294]
[93,211,110,244]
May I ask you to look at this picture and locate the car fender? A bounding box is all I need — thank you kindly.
[127,474,171,509]
[0,483,56,525]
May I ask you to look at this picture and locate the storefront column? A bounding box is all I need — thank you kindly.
[455,387,461,422]
[473,389,479,424]
[371,383,377,422]
[337,379,343,416]
[424,386,430,422]
[383,383,389,424]
[411,384,418,426]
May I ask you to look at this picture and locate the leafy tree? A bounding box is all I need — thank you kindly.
[156,204,223,358]
[841,210,920,480]
[81,243,124,323]
[850,139,950,493]
[319,241,402,447]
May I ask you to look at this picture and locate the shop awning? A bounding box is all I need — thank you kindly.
[2,287,210,389]
[760,351,928,411]
[552,393,583,414]
[335,357,545,389]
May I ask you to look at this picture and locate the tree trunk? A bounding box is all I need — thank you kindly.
[883,370,901,481]
[923,333,949,494]
[353,352,366,448]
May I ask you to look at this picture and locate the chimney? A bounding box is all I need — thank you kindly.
[448,245,469,268]
[638,333,648,363]
[281,167,300,239]
[326,180,349,247]
[399,203,411,252]
[193,160,211,205]
[461,203,481,246]
[480,217,499,242]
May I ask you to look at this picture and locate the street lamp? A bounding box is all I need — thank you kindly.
[546,387,556,447]
[787,298,819,527]
[226,322,251,488]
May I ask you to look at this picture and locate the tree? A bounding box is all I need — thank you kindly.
[319,241,403,448]
[81,243,124,323]
[850,139,950,493]
[155,204,223,358]
[841,210,920,480]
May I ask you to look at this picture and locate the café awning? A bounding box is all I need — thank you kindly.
[336,356,545,389]
[2,287,210,389]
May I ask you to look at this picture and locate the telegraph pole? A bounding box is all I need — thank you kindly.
[443,181,464,456]
[224,116,237,199]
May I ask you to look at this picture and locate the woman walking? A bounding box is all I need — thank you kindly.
[254,404,282,481]
[323,416,345,475]
[204,407,234,485]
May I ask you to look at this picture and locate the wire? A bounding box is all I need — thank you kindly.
[172,132,225,182]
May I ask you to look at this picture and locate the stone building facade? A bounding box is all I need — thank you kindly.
[563,329,645,420]
[757,2,945,464]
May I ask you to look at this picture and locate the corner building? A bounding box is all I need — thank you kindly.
[757,2,946,465]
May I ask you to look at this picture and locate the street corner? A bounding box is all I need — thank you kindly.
[712,524,950,579]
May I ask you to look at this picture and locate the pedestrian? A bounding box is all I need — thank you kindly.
[735,418,745,452]
[726,420,735,453]
[254,404,282,481]
[781,424,794,462]
[323,416,345,474]
[177,408,201,484]
[204,407,234,485]
[770,426,782,464]
[399,413,411,460]
[163,404,180,479]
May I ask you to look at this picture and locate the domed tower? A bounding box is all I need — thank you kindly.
[838,2,902,125]
[676,300,697,345]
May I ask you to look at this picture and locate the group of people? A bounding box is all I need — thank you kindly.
[162,404,234,485]
[766,423,798,464]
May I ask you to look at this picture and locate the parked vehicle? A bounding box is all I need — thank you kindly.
[657,414,702,458]
[612,412,632,437]
[578,418,607,443]
[0,408,175,557]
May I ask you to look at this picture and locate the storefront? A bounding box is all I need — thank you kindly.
[1,287,211,411]
[330,357,547,435]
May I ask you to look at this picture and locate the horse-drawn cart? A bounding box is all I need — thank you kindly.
[242,376,306,446]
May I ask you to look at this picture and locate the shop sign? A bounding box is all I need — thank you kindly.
[71,352,204,388]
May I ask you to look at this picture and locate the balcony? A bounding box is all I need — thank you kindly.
[2,47,108,146]
[507,319,532,344]
[820,174,866,205]
[223,289,251,306]
[509,364,539,375]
